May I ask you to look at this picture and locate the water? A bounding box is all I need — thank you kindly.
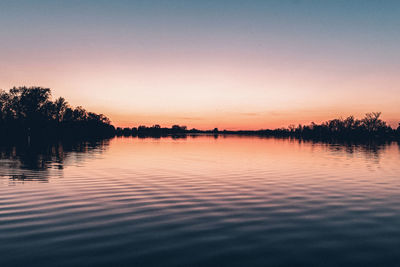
[1,136,400,267]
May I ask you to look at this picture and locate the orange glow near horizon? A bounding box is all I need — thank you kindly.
[1,1,399,130]
[1,55,399,130]
[91,136,400,174]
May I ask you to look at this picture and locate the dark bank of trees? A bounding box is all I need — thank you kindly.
[116,112,400,142]
[1,86,399,142]
[116,125,223,137]
[115,124,188,137]
[220,112,400,141]
[287,113,399,141]
[0,87,115,140]
[284,112,399,141]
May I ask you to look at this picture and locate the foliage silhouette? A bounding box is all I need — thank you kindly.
[1,86,399,142]
[0,86,115,139]
[117,113,399,142]
[115,124,188,137]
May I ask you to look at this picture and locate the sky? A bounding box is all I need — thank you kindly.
[0,0,399,129]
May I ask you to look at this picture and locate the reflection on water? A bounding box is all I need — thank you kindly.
[0,137,393,172]
[0,139,110,183]
[296,138,392,163]
[0,136,400,267]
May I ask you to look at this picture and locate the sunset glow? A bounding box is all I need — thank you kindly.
[1,0,399,129]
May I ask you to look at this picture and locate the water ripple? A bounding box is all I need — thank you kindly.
[1,137,400,266]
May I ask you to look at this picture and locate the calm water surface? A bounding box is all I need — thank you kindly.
[1,136,400,266]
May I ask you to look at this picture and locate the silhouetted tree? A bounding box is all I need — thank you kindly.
[0,86,114,139]
[54,97,68,123]
[362,112,387,133]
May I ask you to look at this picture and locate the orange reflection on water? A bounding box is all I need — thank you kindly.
[64,136,400,207]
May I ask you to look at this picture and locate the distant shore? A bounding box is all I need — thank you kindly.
[114,112,400,142]
[113,128,400,142]
[1,87,399,142]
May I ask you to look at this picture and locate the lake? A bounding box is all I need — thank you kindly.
[1,136,400,267]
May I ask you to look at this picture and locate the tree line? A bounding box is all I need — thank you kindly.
[285,112,400,140]
[115,124,188,137]
[1,87,399,141]
[0,87,115,139]
[206,113,399,141]
[117,113,400,141]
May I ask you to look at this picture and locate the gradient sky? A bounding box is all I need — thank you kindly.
[0,0,399,129]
